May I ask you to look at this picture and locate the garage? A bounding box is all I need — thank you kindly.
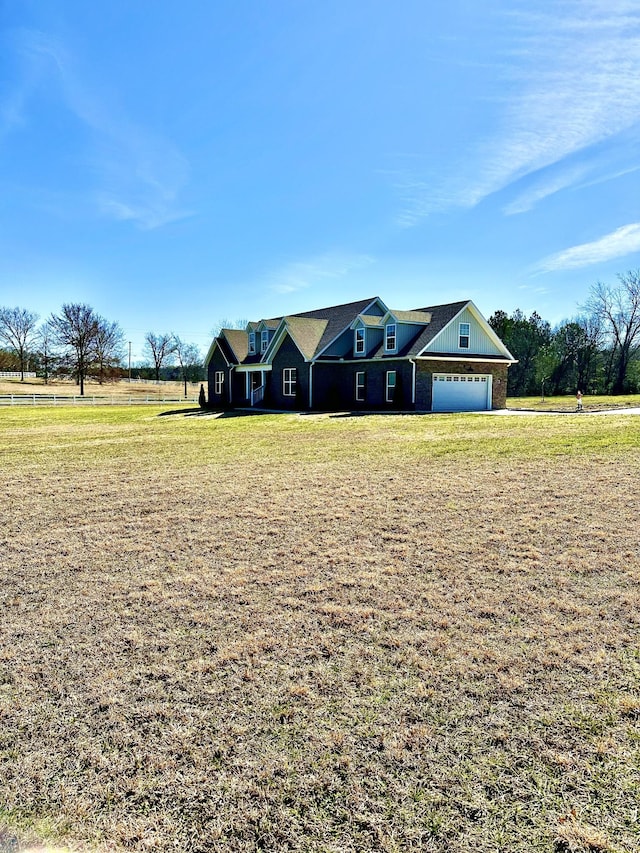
[432,373,492,412]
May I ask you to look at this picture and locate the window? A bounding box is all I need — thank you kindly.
[248,332,256,355]
[355,327,365,355]
[283,367,297,397]
[459,322,470,349]
[386,370,396,403]
[215,371,224,395]
[261,330,269,353]
[385,323,397,351]
[355,371,365,402]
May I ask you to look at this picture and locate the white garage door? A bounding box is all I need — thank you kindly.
[432,373,491,412]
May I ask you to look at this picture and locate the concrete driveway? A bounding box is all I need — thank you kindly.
[485,406,640,416]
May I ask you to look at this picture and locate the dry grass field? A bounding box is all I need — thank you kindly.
[1,406,639,853]
[0,378,200,401]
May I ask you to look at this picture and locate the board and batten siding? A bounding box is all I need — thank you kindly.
[391,322,421,352]
[321,328,353,358]
[424,307,504,356]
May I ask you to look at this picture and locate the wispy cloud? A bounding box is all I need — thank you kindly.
[395,1,640,223]
[263,253,375,295]
[5,29,191,229]
[536,223,640,272]
[503,164,591,215]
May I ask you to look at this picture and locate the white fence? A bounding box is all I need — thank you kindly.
[0,394,198,406]
[0,371,36,378]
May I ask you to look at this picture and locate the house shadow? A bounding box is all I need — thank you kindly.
[157,408,255,419]
[326,410,427,419]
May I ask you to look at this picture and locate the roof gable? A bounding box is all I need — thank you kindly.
[256,318,281,332]
[284,316,329,359]
[413,301,515,360]
[264,316,330,362]
[204,337,230,368]
[385,309,432,325]
[220,329,249,362]
[295,296,385,356]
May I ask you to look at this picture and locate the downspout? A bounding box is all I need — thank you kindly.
[409,359,416,407]
[228,366,233,404]
[309,361,314,410]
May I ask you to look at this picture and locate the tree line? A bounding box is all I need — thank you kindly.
[0,303,203,396]
[489,271,640,396]
[2,271,640,397]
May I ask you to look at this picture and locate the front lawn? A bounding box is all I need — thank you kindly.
[1,407,639,852]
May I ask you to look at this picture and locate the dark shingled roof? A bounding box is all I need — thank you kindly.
[283,317,330,360]
[364,301,469,359]
[213,335,238,364]
[406,301,469,356]
[290,296,380,355]
[212,297,479,365]
[220,329,249,363]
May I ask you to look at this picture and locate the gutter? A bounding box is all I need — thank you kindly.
[416,355,515,364]
[409,358,416,405]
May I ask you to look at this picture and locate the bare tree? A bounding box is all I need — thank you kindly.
[34,321,57,385]
[144,332,175,382]
[49,303,100,396]
[210,318,249,336]
[172,336,202,397]
[0,306,39,380]
[584,271,640,393]
[93,318,125,384]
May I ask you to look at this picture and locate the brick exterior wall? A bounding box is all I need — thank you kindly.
[415,360,509,410]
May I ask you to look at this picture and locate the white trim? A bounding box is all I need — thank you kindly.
[355,327,365,355]
[235,364,273,373]
[214,371,224,396]
[355,370,365,402]
[260,330,269,353]
[417,301,516,361]
[283,367,297,397]
[384,323,397,352]
[309,362,314,408]
[385,370,396,403]
[260,320,288,362]
[380,310,429,326]
[248,332,256,355]
[416,355,512,364]
[262,321,316,365]
[204,338,230,369]
[458,321,470,349]
[410,358,416,405]
[228,366,234,403]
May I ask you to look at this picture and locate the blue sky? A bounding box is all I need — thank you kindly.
[2,0,640,362]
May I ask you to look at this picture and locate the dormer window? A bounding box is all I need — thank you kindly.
[385,323,397,352]
[355,327,365,355]
[459,322,470,349]
[261,330,269,353]
[248,332,256,354]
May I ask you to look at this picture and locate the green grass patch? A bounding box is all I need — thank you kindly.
[2,406,640,475]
